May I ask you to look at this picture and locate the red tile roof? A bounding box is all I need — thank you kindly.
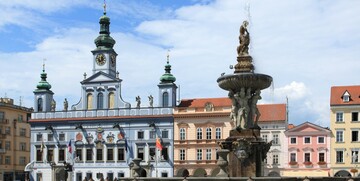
[288,124,295,129]
[177,98,286,122]
[330,85,360,106]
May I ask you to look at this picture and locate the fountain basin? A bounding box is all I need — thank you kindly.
[217,73,272,92]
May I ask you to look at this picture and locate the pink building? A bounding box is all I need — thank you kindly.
[283,122,331,177]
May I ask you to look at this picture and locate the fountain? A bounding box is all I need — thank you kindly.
[216,21,272,177]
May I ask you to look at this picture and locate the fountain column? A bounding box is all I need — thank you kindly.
[217,20,273,177]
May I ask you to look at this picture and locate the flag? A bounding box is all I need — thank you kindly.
[40,139,45,152]
[156,138,163,151]
[68,140,72,153]
[124,138,128,152]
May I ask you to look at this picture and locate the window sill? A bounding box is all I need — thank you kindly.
[335,142,345,143]
[335,122,345,124]
[335,162,345,164]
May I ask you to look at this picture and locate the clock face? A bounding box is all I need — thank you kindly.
[110,54,116,67]
[96,54,106,66]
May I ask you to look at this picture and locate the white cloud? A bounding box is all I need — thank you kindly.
[274,81,310,100]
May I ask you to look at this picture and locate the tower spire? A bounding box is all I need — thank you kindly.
[160,50,176,84]
[94,1,115,50]
[103,0,107,15]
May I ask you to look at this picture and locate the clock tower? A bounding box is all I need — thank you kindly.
[91,8,117,78]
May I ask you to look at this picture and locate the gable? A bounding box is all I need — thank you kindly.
[286,122,330,135]
[81,71,118,84]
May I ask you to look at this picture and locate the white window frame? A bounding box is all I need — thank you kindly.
[272,134,279,145]
[304,152,311,162]
[262,134,268,143]
[303,136,311,144]
[206,148,212,160]
[290,152,297,162]
[179,149,185,161]
[290,137,297,144]
[336,130,344,142]
[179,128,186,140]
[336,150,344,163]
[215,128,221,139]
[318,152,325,162]
[197,128,202,140]
[317,136,325,144]
[206,127,212,140]
[273,154,279,164]
[336,112,344,122]
[197,149,202,160]
[352,112,359,122]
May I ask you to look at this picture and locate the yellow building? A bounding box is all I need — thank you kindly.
[0,98,32,181]
[330,85,360,177]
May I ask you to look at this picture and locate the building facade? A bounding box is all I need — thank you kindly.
[257,104,287,177]
[173,97,287,177]
[330,85,360,177]
[283,122,331,177]
[0,98,32,181]
[27,9,177,181]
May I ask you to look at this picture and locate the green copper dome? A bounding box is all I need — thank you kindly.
[36,69,52,90]
[94,12,116,49]
[160,61,176,83]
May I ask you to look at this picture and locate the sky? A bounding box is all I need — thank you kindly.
[0,0,359,127]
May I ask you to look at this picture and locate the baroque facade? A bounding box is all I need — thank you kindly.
[173,98,287,177]
[0,98,32,181]
[330,85,360,177]
[27,9,177,181]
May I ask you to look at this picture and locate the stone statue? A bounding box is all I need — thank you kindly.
[237,21,250,56]
[251,89,262,126]
[63,98,68,111]
[135,96,141,108]
[148,95,153,107]
[228,90,239,127]
[51,99,56,111]
[235,88,251,129]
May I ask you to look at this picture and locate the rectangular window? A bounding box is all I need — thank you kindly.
[5,141,10,150]
[161,172,168,177]
[47,149,54,162]
[273,154,279,164]
[96,149,103,161]
[18,114,24,122]
[5,156,10,164]
[216,128,221,139]
[318,137,325,144]
[319,153,325,162]
[107,173,114,181]
[290,153,296,162]
[162,130,169,139]
[352,112,359,122]
[304,137,311,144]
[149,130,156,139]
[86,173,92,180]
[180,149,185,161]
[59,133,65,141]
[336,112,344,122]
[197,128,202,140]
[19,156,26,165]
[273,134,279,145]
[206,128,212,140]
[76,173,82,181]
[197,149,202,160]
[0,112,4,120]
[118,148,125,161]
[86,148,93,161]
[149,147,155,161]
[137,131,144,139]
[262,135,268,142]
[0,156,2,164]
[352,151,359,163]
[76,148,82,161]
[336,151,344,163]
[180,128,186,140]
[20,128,26,137]
[5,127,10,135]
[19,142,26,151]
[59,148,65,162]
[290,137,296,144]
[36,149,42,162]
[206,149,212,160]
[336,131,344,142]
[118,173,124,178]
[352,131,359,142]
[304,153,311,162]
[107,148,113,161]
[137,147,144,160]
[36,134,42,141]
[48,134,54,141]
[161,147,168,160]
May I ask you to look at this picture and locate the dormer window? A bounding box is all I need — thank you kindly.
[343,91,350,102]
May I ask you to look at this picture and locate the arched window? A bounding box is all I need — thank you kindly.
[108,92,115,109]
[87,93,93,109]
[37,98,43,112]
[97,93,104,109]
[179,128,186,140]
[197,128,202,140]
[216,128,221,139]
[206,128,212,140]
[162,92,169,107]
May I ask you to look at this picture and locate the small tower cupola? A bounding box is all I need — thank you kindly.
[33,63,54,112]
[94,3,116,50]
[158,51,177,107]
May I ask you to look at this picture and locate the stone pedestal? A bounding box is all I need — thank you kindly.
[219,128,271,177]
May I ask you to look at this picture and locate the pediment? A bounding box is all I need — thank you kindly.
[286,122,330,134]
[81,71,119,84]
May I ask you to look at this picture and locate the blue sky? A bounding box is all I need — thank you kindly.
[0,0,360,127]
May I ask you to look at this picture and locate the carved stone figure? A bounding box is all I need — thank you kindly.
[148,95,153,107]
[228,90,239,127]
[237,21,250,56]
[135,96,141,108]
[251,89,262,126]
[63,98,68,111]
[234,88,251,129]
[51,99,56,111]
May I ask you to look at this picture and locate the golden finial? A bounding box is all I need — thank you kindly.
[166,50,170,64]
[42,58,46,72]
[103,0,107,15]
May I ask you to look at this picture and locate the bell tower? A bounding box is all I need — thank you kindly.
[33,64,54,112]
[158,52,177,107]
[91,3,117,78]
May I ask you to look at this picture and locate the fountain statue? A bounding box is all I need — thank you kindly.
[216,21,273,177]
